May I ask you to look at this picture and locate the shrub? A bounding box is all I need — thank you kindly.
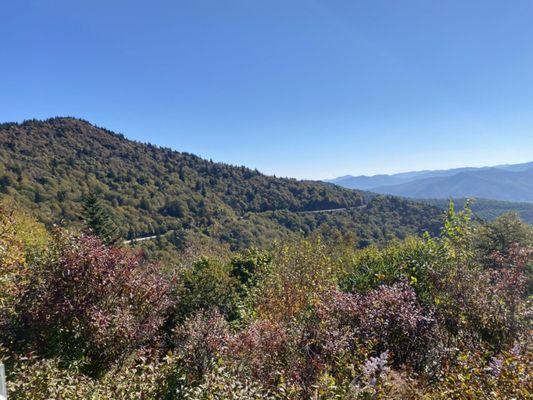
[1,202,531,399]
[177,362,274,400]
[8,356,94,400]
[252,239,339,322]
[358,283,434,367]
[174,258,240,322]
[316,283,434,369]
[476,212,533,268]
[173,309,230,381]
[228,320,300,387]
[7,350,175,400]
[426,340,533,399]
[10,232,172,373]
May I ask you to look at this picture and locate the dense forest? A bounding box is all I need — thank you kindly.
[423,198,533,225]
[0,200,531,398]
[0,118,441,258]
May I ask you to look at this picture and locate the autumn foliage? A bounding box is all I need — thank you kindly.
[1,202,532,399]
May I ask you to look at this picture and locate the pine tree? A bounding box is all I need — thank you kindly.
[81,192,121,245]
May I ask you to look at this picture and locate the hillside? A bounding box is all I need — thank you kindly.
[424,198,533,224]
[0,118,441,255]
[3,192,531,398]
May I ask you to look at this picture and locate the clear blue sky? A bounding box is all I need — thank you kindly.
[1,0,532,179]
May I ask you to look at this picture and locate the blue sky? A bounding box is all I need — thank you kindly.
[1,0,532,179]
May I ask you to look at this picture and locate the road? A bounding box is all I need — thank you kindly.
[124,204,367,244]
[295,207,354,214]
[123,230,175,245]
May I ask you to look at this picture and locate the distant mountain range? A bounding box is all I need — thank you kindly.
[328,162,533,203]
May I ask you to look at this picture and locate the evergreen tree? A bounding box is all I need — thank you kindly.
[81,192,121,245]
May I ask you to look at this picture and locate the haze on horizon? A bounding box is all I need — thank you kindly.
[1,0,532,180]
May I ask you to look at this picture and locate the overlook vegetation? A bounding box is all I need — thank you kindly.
[0,118,441,258]
[0,118,531,399]
[0,200,531,399]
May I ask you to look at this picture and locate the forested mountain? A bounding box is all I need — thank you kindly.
[329,162,533,202]
[0,118,441,255]
[425,198,533,224]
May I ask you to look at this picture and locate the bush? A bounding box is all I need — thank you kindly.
[7,350,175,400]
[8,232,172,373]
[173,309,230,381]
[1,202,531,398]
[251,239,339,322]
[426,340,532,399]
[174,258,240,322]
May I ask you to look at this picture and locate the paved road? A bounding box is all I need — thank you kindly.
[123,230,175,245]
[295,206,356,214]
[124,204,367,244]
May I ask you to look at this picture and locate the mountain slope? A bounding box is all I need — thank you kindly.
[0,118,442,255]
[423,198,533,225]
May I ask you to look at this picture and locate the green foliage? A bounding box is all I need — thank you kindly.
[440,200,475,260]
[251,239,340,322]
[1,178,532,399]
[338,237,441,295]
[177,362,274,400]
[6,351,177,400]
[81,191,121,244]
[0,199,51,336]
[476,211,533,261]
[0,117,442,258]
[8,357,95,400]
[424,197,533,225]
[426,343,532,399]
[175,258,240,321]
[230,248,273,289]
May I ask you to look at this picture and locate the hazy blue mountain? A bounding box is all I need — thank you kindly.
[328,175,406,190]
[328,162,533,203]
[495,161,533,172]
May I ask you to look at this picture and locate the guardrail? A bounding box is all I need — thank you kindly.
[0,363,6,400]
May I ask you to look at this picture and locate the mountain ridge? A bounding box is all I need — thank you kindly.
[329,162,533,203]
[0,117,442,256]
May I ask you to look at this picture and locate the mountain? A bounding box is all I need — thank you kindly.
[327,174,406,191]
[329,162,533,203]
[373,168,533,202]
[0,118,442,256]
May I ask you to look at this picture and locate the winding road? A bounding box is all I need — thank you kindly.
[123,204,367,244]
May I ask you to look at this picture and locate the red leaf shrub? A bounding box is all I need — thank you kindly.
[359,283,434,366]
[13,232,172,372]
[228,320,298,385]
[225,283,433,393]
[315,283,434,368]
[173,309,230,381]
[464,265,529,350]
[313,289,361,358]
